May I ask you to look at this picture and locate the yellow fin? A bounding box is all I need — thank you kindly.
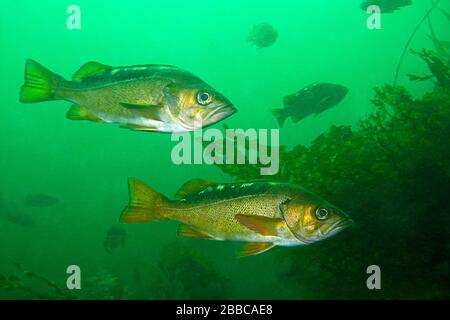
[175,179,218,199]
[72,61,112,81]
[177,224,214,239]
[235,214,282,237]
[120,102,164,121]
[120,178,167,223]
[66,104,102,122]
[239,242,275,257]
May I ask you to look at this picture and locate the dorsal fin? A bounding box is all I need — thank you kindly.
[175,179,218,199]
[72,61,112,81]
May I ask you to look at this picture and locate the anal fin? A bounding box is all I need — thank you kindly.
[178,224,215,240]
[66,104,102,122]
[239,242,275,257]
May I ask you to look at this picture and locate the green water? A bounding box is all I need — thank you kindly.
[0,0,449,299]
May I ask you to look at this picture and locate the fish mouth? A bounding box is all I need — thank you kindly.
[320,218,353,237]
[203,104,237,124]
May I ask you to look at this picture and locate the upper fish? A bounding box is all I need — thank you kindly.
[20,59,237,133]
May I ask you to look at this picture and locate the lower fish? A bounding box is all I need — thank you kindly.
[120,178,353,257]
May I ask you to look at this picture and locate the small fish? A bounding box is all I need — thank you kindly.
[20,59,236,133]
[120,178,352,257]
[103,226,127,254]
[360,0,412,13]
[25,194,59,207]
[248,23,278,49]
[0,203,36,228]
[272,83,349,127]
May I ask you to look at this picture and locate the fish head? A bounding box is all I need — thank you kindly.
[281,195,353,244]
[164,83,236,130]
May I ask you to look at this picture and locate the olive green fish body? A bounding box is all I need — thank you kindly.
[20,60,236,132]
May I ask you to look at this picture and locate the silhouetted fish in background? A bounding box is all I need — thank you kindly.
[25,194,59,207]
[248,23,278,49]
[360,0,413,13]
[103,226,127,254]
[2,210,36,228]
[0,197,35,228]
[272,83,349,127]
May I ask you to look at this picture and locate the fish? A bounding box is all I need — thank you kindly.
[120,178,353,257]
[19,59,236,133]
[271,83,349,127]
[25,194,59,207]
[103,226,127,254]
[360,0,412,13]
[247,23,278,49]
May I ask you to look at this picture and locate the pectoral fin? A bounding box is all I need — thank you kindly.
[175,179,218,199]
[238,242,275,257]
[66,104,102,122]
[235,214,282,237]
[120,124,159,132]
[178,224,214,240]
[120,102,165,121]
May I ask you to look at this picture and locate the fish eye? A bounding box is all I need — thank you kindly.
[315,207,329,220]
[197,91,213,105]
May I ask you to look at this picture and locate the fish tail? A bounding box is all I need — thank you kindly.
[120,178,168,223]
[20,59,65,103]
[271,108,287,127]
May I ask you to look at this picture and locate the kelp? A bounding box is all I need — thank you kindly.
[215,50,450,299]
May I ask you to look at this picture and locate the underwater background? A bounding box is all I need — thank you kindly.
[0,0,449,299]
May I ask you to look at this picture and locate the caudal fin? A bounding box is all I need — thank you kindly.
[120,178,168,223]
[271,108,287,127]
[20,59,65,103]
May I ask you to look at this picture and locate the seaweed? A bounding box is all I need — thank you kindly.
[147,243,231,299]
[214,50,450,299]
